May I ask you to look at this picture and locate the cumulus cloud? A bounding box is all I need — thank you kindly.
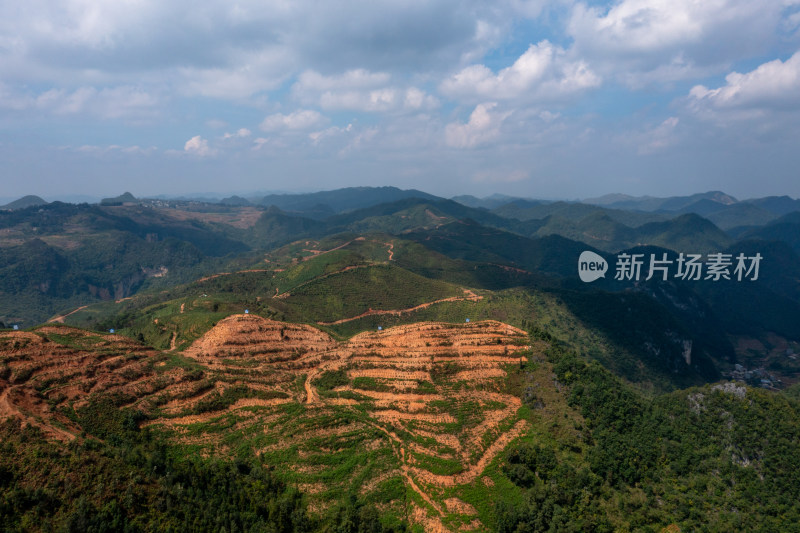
[2,0,800,198]
[0,0,496,97]
[567,0,800,85]
[689,51,800,112]
[184,136,217,157]
[260,109,328,131]
[440,41,600,103]
[445,102,509,148]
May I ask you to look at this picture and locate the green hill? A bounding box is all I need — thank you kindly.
[100,191,138,206]
[259,185,440,215]
[742,211,800,255]
[1,195,48,210]
[3,310,799,531]
[3,188,800,531]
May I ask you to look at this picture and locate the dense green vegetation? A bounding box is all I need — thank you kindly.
[496,344,800,532]
[0,402,406,532]
[3,187,800,530]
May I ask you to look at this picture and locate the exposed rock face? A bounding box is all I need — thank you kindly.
[712,382,747,399]
[683,339,693,365]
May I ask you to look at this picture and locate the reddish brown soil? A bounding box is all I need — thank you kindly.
[0,327,167,441]
[49,305,89,323]
[1,316,536,531]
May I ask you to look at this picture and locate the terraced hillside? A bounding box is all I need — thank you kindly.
[0,316,552,531]
[0,327,165,441]
[5,316,800,532]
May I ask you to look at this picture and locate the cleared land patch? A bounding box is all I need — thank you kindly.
[1,316,537,531]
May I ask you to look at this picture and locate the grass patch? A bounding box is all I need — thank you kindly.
[193,385,288,414]
[315,369,350,391]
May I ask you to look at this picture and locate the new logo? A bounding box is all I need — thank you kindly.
[578,251,608,282]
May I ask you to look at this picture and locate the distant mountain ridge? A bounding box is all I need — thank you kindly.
[100,191,138,206]
[1,195,48,210]
[258,185,440,216]
[584,191,738,212]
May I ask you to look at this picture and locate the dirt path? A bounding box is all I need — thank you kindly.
[196,272,231,283]
[0,385,77,442]
[304,374,317,404]
[197,269,271,284]
[169,331,177,351]
[275,264,372,298]
[303,351,350,405]
[385,241,394,261]
[49,305,89,323]
[317,291,483,326]
[301,239,357,260]
[368,421,445,516]
[0,386,17,420]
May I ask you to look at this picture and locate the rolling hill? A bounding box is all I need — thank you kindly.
[0,195,48,210]
[3,186,800,530]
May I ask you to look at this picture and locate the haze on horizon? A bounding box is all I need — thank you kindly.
[1,0,799,201]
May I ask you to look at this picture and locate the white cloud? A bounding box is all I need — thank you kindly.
[177,48,294,99]
[70,144,158,156]
[0,0,498,98]
[569,0,708,53]
[252,137,271,151]
[223,128,252,139]
[293,69,438,112]
[636,116,680,154]
[339,127,379,156]
[568,0,800,85]
[309,124,353,144]
[0,84,159,119]
[260,109,327,131]
[444,102,509,148]
[184,135,217,157]
[440,41,600,103]
[689,51,800,111]
[297,69,391,92]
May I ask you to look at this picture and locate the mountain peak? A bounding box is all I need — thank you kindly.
[1,195,48,210]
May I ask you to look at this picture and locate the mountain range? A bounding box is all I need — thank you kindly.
[2,186,800,531]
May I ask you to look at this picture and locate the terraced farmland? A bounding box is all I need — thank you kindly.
[0,315,544,531]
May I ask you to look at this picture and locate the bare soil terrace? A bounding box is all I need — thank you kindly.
[0,315,538,531]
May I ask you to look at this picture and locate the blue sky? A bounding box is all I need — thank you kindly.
[1,0,799,201]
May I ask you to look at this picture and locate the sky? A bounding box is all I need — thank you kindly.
[1,0,799,201]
